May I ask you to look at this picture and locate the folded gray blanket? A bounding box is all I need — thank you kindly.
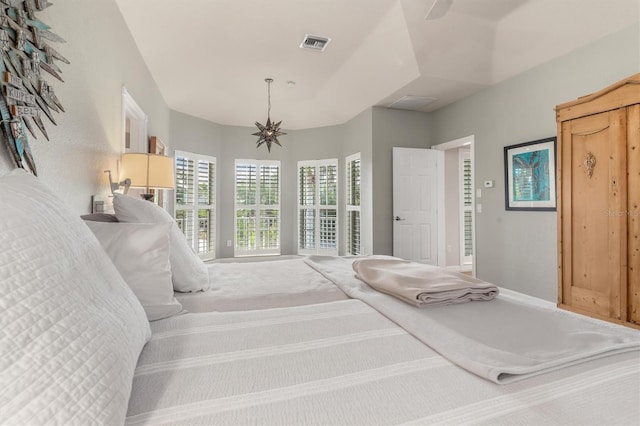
[352,258,498,307]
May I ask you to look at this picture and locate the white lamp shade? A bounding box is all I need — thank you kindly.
[120,153,175,190]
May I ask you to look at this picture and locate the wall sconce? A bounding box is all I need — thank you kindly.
[120,153,175,201]
[105,169,131,195]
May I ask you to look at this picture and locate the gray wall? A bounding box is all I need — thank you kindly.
[342,109,373,255]
[168,110,223,225]
[290,125,349,256]
[169,111,222,158]
[430,24,640,301]
[371,107,432,255]
[169,105,430,259]
[5,1,636,304]
[169,110,376,258]
[0,0,170,214]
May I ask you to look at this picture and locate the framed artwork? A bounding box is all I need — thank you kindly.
[149,136,166,155]
[504,137,556,211]
[122,87,148,153]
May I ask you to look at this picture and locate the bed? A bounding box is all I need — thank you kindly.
[176,257,348,312]
[1,169,639,426]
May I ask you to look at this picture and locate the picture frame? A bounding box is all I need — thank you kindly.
[149,136,166,156]
[504,137,556,211]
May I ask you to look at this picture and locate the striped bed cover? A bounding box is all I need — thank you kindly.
[126,299,640,425]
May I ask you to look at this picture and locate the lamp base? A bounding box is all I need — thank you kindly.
[140,193,154,202]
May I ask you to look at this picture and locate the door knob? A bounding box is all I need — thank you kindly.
[394,216,405,221]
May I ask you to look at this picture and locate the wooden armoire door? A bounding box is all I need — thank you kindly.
[628,104,640,325]
[560,108,627,320]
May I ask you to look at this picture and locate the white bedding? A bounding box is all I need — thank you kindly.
[306,255,640,383]
[11,168,635,425]
[175,258,348,312]
[1,170,151,425]
[125,256,640,424]
[126,299,640,425]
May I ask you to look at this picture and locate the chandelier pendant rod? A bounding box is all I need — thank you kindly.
[266,78,272,120]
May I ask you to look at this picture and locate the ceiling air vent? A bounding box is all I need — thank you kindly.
[388,96,438,111]
[300,34,331,52]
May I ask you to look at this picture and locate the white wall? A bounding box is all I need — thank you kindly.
[0,0,170,214]
[430,24,640,301]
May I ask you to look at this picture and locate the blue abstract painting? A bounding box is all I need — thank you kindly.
[504,137,556,211]
[512,149,550,202]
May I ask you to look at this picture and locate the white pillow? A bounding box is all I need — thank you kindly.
[85,221,183,321]
[113,193,209,292]
[0,169,151,425]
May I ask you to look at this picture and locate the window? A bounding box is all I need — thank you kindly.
[460,149,473,265]
[234,160,281,256]
[174,150,216,260]
[345,153,361,255]
[298,159,338,255]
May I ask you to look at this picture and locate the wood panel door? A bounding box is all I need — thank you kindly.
[560,108,627,319]
[627,104,640,324]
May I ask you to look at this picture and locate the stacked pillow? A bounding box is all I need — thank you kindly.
[0,169,151,425]
[113,193,209,292]
[84,220,183,321]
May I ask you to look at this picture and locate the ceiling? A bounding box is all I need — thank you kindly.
[114,0,640,130]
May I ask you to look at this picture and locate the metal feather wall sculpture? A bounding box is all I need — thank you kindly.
[0,0,67,176]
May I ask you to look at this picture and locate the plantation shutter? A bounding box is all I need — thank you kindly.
[345,153,361,255]
[461,151,473,264]
[175,150,216,260]
[298,159,338,255]
[234,160,280,256]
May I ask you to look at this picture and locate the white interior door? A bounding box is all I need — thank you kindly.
[393,147,444,265]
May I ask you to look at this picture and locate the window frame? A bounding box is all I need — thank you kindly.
[345,152,361,256]
[234,159,281,257]
[297,158,339,256]
[174,150,217,260]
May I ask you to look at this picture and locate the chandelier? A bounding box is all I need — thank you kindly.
[252,78,286,152]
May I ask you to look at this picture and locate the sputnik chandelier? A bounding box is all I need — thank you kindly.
[252,78,286,152]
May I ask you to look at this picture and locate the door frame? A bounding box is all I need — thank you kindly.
[432,135,476,277]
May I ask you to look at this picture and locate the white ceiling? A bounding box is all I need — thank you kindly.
[114,0,640,130]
